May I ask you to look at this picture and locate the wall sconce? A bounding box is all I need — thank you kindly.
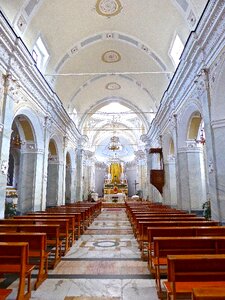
[195,129,206,145]
[11,134,25,147]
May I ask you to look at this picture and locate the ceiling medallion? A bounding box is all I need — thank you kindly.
[96,0,122,17]
[106,82,121,90]
[102,50,121,63]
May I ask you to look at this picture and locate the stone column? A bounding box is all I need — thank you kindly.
[65,164,72,204]
[197,69,220,220]
[177,141,207,211]
[40,116,52,211]
[70,166,77,202]
[17,143,44,213]
[59,136,68,206]
[173,114,182,210]
[0,74,18,218]
[163,155,177,207]
[75,148,84,201]
[145,144,152,201]
[46,156,59,207]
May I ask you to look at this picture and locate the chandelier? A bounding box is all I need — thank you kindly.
[108,136,122,151]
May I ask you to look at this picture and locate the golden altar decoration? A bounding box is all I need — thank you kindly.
[103,161,128,200]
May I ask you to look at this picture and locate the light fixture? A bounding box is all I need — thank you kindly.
[108,136,122,151]
[195,129,206,145]
[11,134,24,147]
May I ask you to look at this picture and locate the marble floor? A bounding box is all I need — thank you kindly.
[6,208,159,300]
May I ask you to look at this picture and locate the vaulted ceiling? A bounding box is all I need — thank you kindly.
[0,0,208,161]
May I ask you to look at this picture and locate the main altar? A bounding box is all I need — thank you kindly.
[103,161,128,202]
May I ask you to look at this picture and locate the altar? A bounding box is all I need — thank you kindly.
[104,193,126,202]
[103,160,128,202]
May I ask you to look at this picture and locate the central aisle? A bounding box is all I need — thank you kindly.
[31,208,158,300]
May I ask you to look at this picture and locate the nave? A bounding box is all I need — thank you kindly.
[5,208,158,300]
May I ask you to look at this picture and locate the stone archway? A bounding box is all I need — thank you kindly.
[8,115,38,213]
[177,108,207,211]
[46,139,59,207]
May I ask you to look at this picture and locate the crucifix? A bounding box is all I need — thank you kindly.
[134,180,139,194]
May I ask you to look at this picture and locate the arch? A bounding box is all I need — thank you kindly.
[162,132,175,158]
[14,107,44,149]
[79,96,150,132]
[8,112,41,213]
[54,31,168,75]
[48,134,64,163]
[177,101,202,148]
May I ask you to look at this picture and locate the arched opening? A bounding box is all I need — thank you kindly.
[46,139,59,207]
[186,113,207,210]
[6,115,36,214]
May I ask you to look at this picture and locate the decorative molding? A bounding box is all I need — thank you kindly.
[105,82,121,90]
[1,160,8,175]
[211,118,225,129]
[102,50,121,63]
[96,0,122,17]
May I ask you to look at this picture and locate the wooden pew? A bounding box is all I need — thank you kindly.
[11,217,71,255]
[0,289,12,300]
[164,254,225,300]
[147,225,225,272]
[27,212,82,239]
[0,224,61,269]
[46,207,87,234]
[192,287,225,299]
[138,220,219,259]
[0,232,49,289]
[14,215,75,246]
[132,215,204,236]
[153,236,225,298]
[0,242,35,300]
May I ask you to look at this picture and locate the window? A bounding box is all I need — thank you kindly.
[32,36,49,71]
[169,34,184,68]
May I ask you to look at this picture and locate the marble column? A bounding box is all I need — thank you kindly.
[65,165,72,204]
[145,145,152,201]
[164,155,177,207]
[17,144,44,213]
[177,142,207,211]
[40,116,52,211]
[0,74,17,218]
[75,148,84,201]
[46,156,59,207]
[197,70,221,220]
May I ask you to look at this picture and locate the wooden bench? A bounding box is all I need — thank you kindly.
[147,225,225,272]
[27,212,82,239]
[164,254,225,300]
[0,232,49,289]
[0,224,61,269]
[11,217,71,255]
[192,287,225,299]
[132,215,204,237]
[14,215,75,246]
[0,242,36,300]
[138,220,219,259]
[0,289,12,300]
[153,236,225,298]
[46,207,87,234]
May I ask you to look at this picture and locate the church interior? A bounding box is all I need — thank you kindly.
[1,0,225,299]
